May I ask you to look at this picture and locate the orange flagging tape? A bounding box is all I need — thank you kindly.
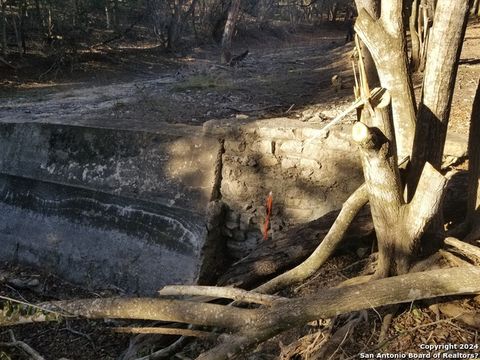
[263,191,273,240]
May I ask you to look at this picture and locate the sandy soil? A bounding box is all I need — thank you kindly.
[0,27,355,131]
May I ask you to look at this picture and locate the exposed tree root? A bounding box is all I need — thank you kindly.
[1,267,479,359]
[439,249,475,268]
[444,237,480,264]
[218,205,374,289]
[253,183,369,294]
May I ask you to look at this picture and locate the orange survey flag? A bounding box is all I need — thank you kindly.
[263,191,273,240]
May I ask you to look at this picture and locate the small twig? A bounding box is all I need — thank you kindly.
[115,327,216,339]
[0,330,45,360]
[0,295,69,317]
[63,320,96,351]
[305,87,385,142]
[158,285,286,306]
[285,104,295,114]
[134,336,189,360]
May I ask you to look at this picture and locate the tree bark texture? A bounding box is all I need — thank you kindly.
[409,0,470,197]
[353,0,380,87]
[354,0,417,161]
[352,93,447,277]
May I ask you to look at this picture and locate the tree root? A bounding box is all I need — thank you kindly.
[1,267,479,359]
[444,237,480,264]
[254,184,369,294]
[439,249,475,268]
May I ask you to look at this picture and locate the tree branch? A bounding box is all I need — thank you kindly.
[198,266,480,359]
[114,327,216,339]
[0,298,257,329]
[158,285,286,305]
[407,162,447,241]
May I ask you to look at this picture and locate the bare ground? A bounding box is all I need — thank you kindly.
[0,18,480,360]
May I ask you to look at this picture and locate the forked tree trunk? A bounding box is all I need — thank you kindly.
[352,91,447,277]
[355,0,417,161]
[220,0,241,64]
[465,80,480,242]
[409,0,470,197]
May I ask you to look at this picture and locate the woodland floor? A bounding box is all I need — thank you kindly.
[0,18,480,360]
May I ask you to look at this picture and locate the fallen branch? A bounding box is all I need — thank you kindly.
[445,237,480,263]
[2,267,480,360]
[115,327,216,339]
[198,266,480,360]
[158,285,285,306]
[0,298,257,329]
[439,250,475,268]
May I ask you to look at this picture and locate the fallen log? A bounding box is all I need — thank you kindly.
[217,204,374,289]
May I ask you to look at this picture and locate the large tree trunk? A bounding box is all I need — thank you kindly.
[354,0,417,161]
[352,91,447,277]
[220,0,241,64]
[34,0,43,32]
[465,80,480,242]
[406,0,469,253]
[409,0,470,196]
[353,0,380,88]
